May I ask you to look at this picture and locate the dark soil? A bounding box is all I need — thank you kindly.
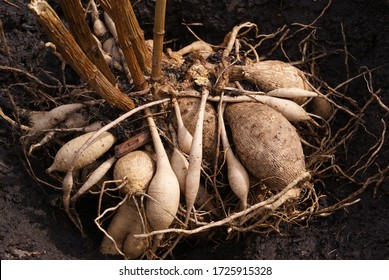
[1,0,388,260]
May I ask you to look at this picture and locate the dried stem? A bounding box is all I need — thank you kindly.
[58,0,116,85]
[151,0,167,81]
[107,0,151,72]
[100,0,147,89]
[28,0,135,111]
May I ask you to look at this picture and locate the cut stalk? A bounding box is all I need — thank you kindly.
[114,0,151,72]
[100,0,149,89]
[29,0,135,111]
[59,0,116,85]
[151,0,167,81]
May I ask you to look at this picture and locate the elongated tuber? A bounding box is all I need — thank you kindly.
[47,131,116,173]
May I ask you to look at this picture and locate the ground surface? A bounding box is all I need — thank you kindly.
[0,0,388,260]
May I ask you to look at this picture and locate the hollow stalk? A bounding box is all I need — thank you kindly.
[151,0,167,82]
[100,0,147,90]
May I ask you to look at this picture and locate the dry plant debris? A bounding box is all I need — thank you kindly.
[0,0,387,259]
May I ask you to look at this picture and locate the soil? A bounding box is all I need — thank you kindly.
[1,0,388,260]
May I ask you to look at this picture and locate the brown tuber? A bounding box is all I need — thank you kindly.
[229,60,312,105]
[225,102,308,190]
